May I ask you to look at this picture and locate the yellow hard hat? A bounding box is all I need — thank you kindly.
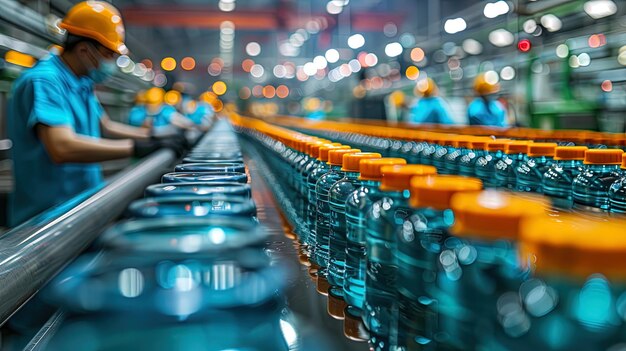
[389,90,405,106]
[474,72,500,95]
[59,1,128,55]
[416,78,438,97]
[145,87,165,105]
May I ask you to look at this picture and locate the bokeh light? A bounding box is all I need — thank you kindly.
[180,57,196,71]
[161,57,176,71]
[212,81,227,95]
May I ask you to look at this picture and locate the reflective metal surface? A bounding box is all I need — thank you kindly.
[0,149,176,326]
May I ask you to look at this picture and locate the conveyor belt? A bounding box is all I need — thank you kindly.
[243,140,368,351]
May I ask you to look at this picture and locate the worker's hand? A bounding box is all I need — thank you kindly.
[133,135,186,158]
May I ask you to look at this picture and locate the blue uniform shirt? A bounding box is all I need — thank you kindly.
[186,102,213,125]
[128,105,146,126]
[409,97,455,125]
[467,98,508,127]
[7,54,105,226]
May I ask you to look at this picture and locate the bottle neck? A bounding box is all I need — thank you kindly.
[346,171,360,181]
[585,164,621,171]
[330,165,343,172]
[363,180,381,190]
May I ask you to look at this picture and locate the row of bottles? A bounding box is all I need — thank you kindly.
[232,114,626,351]
[40,119,311,351]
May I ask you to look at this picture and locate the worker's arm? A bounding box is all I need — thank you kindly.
[169,112,196,130]
[36,124,133,163]
[100,114,150,140]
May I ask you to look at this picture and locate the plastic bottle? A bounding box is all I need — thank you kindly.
[314,148,362,288]
[396,175,483,350]
[494,141,532,190]
[608,154,626,214]
[432,135,457,175]
[444,136,473,175]
[474,140,510,188]
[435,191,548,350]
[572,149,624,212]
[542,146,588,210]
[343,158,407,321]
[327,153,382,297]
[418,134,440,166]
[364,164,438,350]
[516,143,557,193]
[457,137,491,177]
[306,144,350,266]
[514,215,626,351]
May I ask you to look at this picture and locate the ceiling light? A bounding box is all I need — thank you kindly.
[584,0,617,19]
[347,34,365,49]
[385,42,403,57]
[444,18,467,34]
[325,49,340,63]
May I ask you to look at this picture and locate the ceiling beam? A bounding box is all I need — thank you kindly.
[121,6,402,32]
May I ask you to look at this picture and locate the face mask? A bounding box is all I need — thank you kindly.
[88,59,117,83]
[85,44,117,83]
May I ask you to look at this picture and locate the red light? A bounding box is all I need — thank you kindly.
[518,39,531,52]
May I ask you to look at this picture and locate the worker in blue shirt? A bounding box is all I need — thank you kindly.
[409,78,455,125]
[183,99,214,130]
[7,1,184,226]
[128,87,188,129]
[467,72,508,127]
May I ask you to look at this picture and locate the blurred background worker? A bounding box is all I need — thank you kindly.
[409,78,454,125]
[128,87,196,131]
[7,1,184,226]
[128,89,148,127]
[468,72,508,127]
[182,98,214,130]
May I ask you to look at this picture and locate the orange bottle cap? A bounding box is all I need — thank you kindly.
[328,149,361,166]
[450,191,549,241]
[380,164,437,191]
[359,158,407,181]
[553,146,588,161]
[437,134,458,147]
[520,214,626,280]
[583,149,624,165]
[486,140,512,152]
[622,153,626,169]
[319,145,350,162]
[410,175,483,210]
[342,153,382,172]
[504,141,532,155]
[528,143,557,157]
[310,143,337,159]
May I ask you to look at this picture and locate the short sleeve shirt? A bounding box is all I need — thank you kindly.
[7,54,105,226]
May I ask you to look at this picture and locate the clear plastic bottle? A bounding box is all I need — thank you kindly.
[513,215,626,351]
[419,134,440,166]
[516,143,557,193]
[475,140,510,187]
[457,138,491,177]
[444,136,473,176]
[305,144,347,262]
[572,149,624,212]
[434,191,548,350]
[327,153,382,293]
[364,164,438,350]
[343,158,407,320]
[396,175,483,350]
[315,148,361,286]
[432,135,458,175]
[608,154,626,214]
[542,146,588,210]
[494,141,531,190]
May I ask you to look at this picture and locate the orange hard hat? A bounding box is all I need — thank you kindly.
[59,1,128,55]
[474,72,500,95]
[416,78,438,97]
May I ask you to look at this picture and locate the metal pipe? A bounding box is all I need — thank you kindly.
[0,0,65,44]
[0,149,176,326]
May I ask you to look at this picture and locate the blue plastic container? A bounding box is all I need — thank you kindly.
[572,149,624,212]
[494,141,531,190]
[516,143,557,193]
[144,182,251,199]
[475,140,509,188]
[174,162,246,173]
[542,146,587,210]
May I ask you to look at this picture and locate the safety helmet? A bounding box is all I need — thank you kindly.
[389,90,405,107]
[59,1,128,55]
[145,87,165,105]
[135,90,147,104]
[474,72,500,96]
[416,78,438,97]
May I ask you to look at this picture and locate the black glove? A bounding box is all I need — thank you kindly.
[133,135,186,158]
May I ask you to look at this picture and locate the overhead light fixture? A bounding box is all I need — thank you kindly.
[245,42,261,56]
[462,39,483,55]
[325,49,340,63]
[541,14,562,32]
[488,29,514,47]
[483,1,510,18]
[444,18,467,34]
[326,1,342,15]
[584,0,617,19]
[385,42,403,57]
[347,34,365,49]
[218,0,235,12]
